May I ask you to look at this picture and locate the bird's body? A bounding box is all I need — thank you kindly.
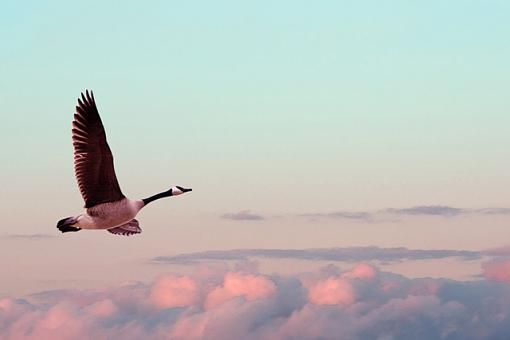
[74,198,143,230]
[57,90,191,236]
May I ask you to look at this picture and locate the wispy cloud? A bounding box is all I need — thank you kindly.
[475,208,510,215]
[221,210,265,221]
[3,234,55,240]
[300,205,510,221]
[301,211,373,221]
[484,246,510,257]
[152,246,482,265]
[221,206,510,223]
[2,263,510,339]
[385,205,465,216]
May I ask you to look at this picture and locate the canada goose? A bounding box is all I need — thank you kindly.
[57,90,192,236]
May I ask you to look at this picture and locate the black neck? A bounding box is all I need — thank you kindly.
[142,190,172,206]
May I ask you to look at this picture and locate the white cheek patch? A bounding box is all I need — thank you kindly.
[172,187,183,196]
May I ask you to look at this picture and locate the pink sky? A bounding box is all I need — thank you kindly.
[2,1,510,338]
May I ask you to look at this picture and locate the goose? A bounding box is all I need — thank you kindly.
[57,90,192,236]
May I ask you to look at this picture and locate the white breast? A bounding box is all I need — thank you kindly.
[76,199,144,230]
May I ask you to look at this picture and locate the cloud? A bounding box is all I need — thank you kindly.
[308,276,355,306]
[301,211,373,221]
[306,264,377,306]
[204,272,276,309]
[300,205,510,221]
[385,205,465,216]
[475,208,510,215]
[217,206,510,224]
[152,246,482,265]
[1,263,510,339]
[3,234,55,240]
[150,275,199,309]
[221,211,265,221]
[484,246,510,257]
[483,260,510,285]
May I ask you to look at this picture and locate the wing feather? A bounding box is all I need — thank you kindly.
[107,219,142,236]
[72,90,125,208]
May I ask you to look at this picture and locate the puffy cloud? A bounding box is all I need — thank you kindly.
[150,275,199,309]
[86,299,118,317]
[342,263,378,280]
[1,264,510,340]
[308,277,355,305]
[483,260,510,285]
[307,264,377,306]
[274,296,469,340]
[205,272,276,309]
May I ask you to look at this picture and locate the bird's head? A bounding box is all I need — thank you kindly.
[170,186,192,196]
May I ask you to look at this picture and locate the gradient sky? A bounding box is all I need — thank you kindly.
[1,0,510,301]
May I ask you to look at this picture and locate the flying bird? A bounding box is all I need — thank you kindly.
[57,90,192,236]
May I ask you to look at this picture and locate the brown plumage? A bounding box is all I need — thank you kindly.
[72,90,125,208]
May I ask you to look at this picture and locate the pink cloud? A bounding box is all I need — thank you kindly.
[483,260,510,284]
[150,275,199,308]
[205,272,276,309]
[308,277,355,305]
[1,264,510,339]
[307,264,378,306]
[342,263,378,280]
[86,299,118,317]
[170,314,208,339]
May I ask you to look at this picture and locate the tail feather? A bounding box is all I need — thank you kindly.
[57,217,81,233]
[58,225,81,233]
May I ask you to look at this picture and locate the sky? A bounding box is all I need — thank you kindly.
[1,1,510,339]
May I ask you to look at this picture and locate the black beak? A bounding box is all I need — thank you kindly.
[177,186,192,193]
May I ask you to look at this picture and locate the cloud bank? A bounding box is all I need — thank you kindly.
[2,263,510,340]
[254,205,510,222]
[152,246,482,265]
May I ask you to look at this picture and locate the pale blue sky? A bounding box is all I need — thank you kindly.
[1,1,510,295]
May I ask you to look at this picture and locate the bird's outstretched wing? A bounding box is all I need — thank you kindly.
[107,219,142,236]
[72,90,125,208]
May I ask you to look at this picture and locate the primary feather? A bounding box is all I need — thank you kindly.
[72,90,125,208]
